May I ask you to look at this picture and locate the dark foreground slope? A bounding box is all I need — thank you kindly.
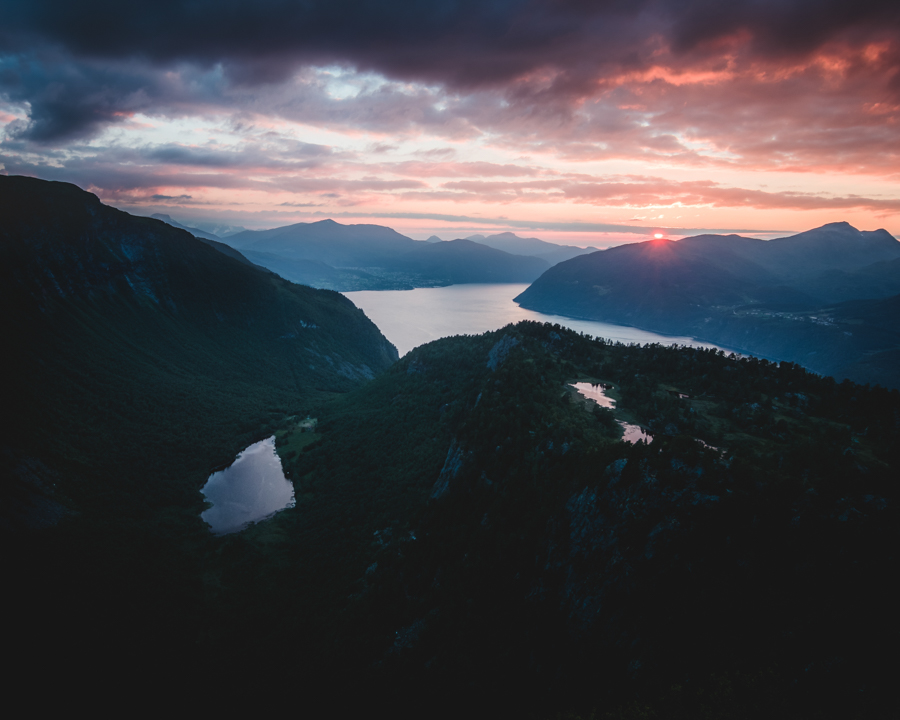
[1,176,397,691]
[210,322,896,717]
[516,224,900,388]
[1,177,397,491]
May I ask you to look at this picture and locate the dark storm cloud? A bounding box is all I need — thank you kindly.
[4,1,896,73]
[667,0,900,57]
[0,55,161,141]
[2,0,898,142]
[144,140,335,168]
[0,52,230,142]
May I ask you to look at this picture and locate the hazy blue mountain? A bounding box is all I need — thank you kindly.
[795,256,900,303]
[467,230,598,266]
[151,212,220,240]
[516,223,900,387]
[227,218,421,267]
[677,222,900,280]
[192,221,248,237]
[151,212,262,267]
[223,219,550,288]
[391,238,549,283]
[425,234,443,243]
[240,250,416,290]
[516,238,773,327]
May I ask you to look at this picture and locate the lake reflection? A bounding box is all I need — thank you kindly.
[571,382,654,445]
[200,437,294,535]
[344,284,731,357]
[571,382,616,408]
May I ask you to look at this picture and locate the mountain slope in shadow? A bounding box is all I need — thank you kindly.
[1,175,398,529]
[516,223,900,387]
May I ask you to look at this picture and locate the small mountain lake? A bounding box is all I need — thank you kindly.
[571,382,654,444]
[200,436,294,535]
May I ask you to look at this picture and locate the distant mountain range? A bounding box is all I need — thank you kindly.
[151,213,220,241]
[465,231,598,266]
[153,216,595,290]
[151,213,260,267]
[516,222,900,388]
[217,219,551,289]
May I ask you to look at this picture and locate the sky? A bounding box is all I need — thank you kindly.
[2,0,899,245]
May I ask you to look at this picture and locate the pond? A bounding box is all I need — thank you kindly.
[570,382,654,444]
[200,436,294,535]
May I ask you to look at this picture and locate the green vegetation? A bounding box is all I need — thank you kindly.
[275,421,320,461]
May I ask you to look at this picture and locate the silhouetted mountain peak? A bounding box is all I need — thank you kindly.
[819,220,853,230]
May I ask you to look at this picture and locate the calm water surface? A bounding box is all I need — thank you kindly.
[344,284,731,357]
[571,381,616,408]
[571,382,654,444]
[200,436,294,535]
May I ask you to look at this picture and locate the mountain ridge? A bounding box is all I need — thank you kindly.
[220,219,550,288]
[516,222,900,388]
[466,230,598,265]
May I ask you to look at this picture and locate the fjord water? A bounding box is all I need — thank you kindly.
[344,284,730,357]
[200,436,294,535]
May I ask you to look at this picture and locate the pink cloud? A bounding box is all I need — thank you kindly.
[387,161,542,178]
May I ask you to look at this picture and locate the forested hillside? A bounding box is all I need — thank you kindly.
[231,322,898,717]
